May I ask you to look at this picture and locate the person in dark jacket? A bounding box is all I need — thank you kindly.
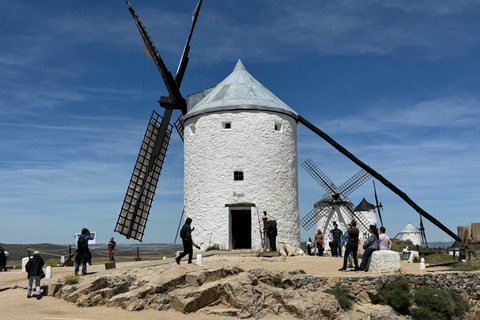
[339,220,360,271]
[25,251,44,299]
[359,224,380,271]
[0,247,7,271]
[176,218,196,265]
[330,223,343,257]
[266,219,278,251]
[75,228,94,275]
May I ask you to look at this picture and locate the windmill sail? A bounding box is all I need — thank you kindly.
[115,111,172,241]
[116,1,203,241]
[301,158,371,231]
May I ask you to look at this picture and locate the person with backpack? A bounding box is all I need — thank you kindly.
[25,251,44,299]
[176,218,196,265]
[75,228,94,275]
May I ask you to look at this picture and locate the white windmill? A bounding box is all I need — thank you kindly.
[183,60,300,251]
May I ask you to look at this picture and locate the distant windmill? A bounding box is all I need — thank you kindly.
[115,0,203,241]
[300,159,373,236]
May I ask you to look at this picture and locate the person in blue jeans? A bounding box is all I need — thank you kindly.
[339,220,360,271]
[359,225,379,271]
[75,228,94,275]
[330,223,343,257]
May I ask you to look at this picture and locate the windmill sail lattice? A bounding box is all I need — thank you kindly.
[300,159,372,232]
[115,0,203,241]
[115,111,172,241]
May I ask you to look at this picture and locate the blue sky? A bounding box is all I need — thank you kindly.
[1,0,479,245]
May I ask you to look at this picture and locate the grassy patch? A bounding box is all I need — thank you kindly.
[45,259,58,267]
[324,286,352,310]
[206,244,224,251]
[378,276,411,315]
[63,273,80,285]
[413,286,469,320]
[233,266,244,273]
[112,283,130,296]
[449,259,480,271]
[391,239,414,253]
[422,252,454,265]
[288,269,306,275]
[271,276,287,289]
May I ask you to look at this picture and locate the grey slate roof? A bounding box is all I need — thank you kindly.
[184,59,298,120]
[354,198,375,212]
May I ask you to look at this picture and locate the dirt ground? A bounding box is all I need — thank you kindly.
[0,253,446,320]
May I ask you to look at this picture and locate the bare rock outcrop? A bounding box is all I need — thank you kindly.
[48,265,405,319]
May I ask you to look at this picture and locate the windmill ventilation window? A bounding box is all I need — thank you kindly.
[234,171,244,181]
[275,122,282,131]
[223,122,232,129]
[189,124,196,134]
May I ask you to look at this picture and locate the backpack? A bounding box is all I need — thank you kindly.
[180,225,187,239]
[77,235,87,251]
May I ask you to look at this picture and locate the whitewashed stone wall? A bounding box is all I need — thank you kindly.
[184,110,300,251]
[401,232,421,246]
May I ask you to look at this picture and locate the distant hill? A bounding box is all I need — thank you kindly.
[0,243,183,263]
[427,241,455,248]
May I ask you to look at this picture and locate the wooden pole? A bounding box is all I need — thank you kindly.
[135,244,141,261]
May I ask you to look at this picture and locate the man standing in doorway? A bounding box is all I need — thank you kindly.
[176,218,196,265]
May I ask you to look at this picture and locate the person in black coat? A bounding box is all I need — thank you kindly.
[176,218,197,265]
[0,247,7,271]
[75,228,94,275]
[25,251,44,299]
[266,220,278,251]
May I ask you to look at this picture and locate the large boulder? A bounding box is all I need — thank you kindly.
[368,250,401,273]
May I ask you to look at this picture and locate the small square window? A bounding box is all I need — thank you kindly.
[223,122,232,129]
[274,122,282,131]
[234,171,244,181]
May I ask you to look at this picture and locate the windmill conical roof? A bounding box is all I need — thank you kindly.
[354,198,375,212]
[400,223,420,234]
[184,59,298,120]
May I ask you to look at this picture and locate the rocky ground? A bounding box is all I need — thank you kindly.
[0,251,476,319]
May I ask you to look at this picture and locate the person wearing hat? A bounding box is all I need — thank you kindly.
[25,251,45,299]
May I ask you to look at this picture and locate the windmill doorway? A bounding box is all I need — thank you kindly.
[231,209,251,249]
